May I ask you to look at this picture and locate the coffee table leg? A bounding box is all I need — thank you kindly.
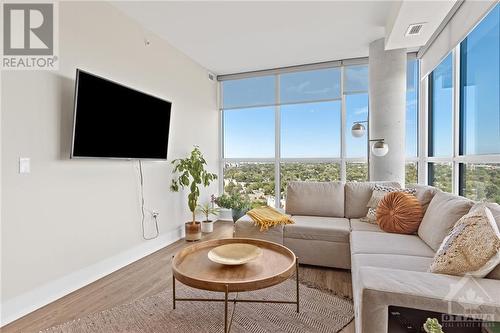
[296,258,300,313]
[172,273,176,310]
[224,284,229,333]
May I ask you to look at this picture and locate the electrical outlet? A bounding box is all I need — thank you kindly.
[19,157,30,174]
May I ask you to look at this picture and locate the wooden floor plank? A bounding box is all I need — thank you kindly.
[2,221,353,333]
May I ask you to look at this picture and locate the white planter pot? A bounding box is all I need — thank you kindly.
[219,209,232,221]
[201,220,214,233]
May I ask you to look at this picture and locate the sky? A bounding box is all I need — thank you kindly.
[223,64,417,159]
[223,4,499,160]
[430,5,499,157]
[460,4,499,155]
[223,64,418,159]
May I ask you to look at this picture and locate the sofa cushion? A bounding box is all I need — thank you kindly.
[352,253,433,274]
[285,181,344,217]
[418,191,474,251]
[409,184,439,215]
[344,181,400,218]
[350,230,435,257]
[350,219,383,233]
[284,216,350,243]
[234,214,284,245]
[284,238,351,269]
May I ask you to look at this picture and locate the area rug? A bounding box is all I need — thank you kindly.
[43,279,353,333]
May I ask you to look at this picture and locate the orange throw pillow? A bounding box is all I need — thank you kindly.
[377,192,423,234]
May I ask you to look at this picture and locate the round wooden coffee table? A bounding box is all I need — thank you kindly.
[171,238,299,333]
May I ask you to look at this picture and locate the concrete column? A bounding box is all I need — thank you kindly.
[369,38,407,185]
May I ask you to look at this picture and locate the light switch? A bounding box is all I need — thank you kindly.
[19,157,30,174]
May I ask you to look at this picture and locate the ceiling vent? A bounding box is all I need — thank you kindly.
[406,23,425,36]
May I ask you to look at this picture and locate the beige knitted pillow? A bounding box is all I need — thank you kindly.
[429,206,500,277]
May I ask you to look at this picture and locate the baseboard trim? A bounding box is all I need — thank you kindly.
[0,226,183,327]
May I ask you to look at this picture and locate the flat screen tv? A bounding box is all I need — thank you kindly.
[71,69,172,160]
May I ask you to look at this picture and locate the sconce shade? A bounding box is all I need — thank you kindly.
[372,140,389,157]
[351,123,366,138]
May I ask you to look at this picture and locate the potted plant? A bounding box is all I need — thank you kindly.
[196,201,220,233]
[230,193,251,222]
[170,146,217,241]
[214,193,232,209]
[215,193,251,223]
[423,318,444,333]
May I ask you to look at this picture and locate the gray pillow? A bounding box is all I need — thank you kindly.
[418,191,474,251]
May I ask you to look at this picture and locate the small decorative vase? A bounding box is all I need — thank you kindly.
[201,220,214,233]
[185,221,201,241]
[231,208,247,223]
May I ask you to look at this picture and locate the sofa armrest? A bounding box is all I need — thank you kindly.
[234,214,284,244]
[355,267,500,333]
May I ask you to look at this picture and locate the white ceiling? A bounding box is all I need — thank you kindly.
[112,1,455,75]
[385,1,457,50]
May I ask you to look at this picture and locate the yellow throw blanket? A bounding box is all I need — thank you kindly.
[246,206,294,231]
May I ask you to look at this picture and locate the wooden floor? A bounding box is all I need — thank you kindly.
[2,221,354,333]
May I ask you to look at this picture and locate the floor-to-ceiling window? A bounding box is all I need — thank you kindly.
[221,57,419,207]
[406,57,419,185]
[428,53,454,193]
[344,65,369,182]
[222,75,276,206]
[426,4,499,202]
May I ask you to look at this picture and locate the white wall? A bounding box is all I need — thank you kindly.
[0,1,218,324]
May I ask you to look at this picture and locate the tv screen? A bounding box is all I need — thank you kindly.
[71,69,172,160]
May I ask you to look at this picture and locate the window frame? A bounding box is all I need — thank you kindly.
[220,55,420,207]
[405,54,420,185]
[423,25,500,198]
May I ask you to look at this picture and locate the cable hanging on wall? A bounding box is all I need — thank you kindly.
[137,160,160,240]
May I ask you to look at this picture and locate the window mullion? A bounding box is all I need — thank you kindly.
[219,83,224,194]
[452,46,461,195]
[274,74,281,208]
[419,72,428,185]
[340,66,347,182]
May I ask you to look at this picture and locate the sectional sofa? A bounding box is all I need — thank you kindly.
[234,181,500,333]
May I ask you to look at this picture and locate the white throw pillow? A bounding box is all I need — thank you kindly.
[429,206,500,277]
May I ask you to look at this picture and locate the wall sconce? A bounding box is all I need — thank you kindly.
[351,121,389,180]
[370,139,389,157]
